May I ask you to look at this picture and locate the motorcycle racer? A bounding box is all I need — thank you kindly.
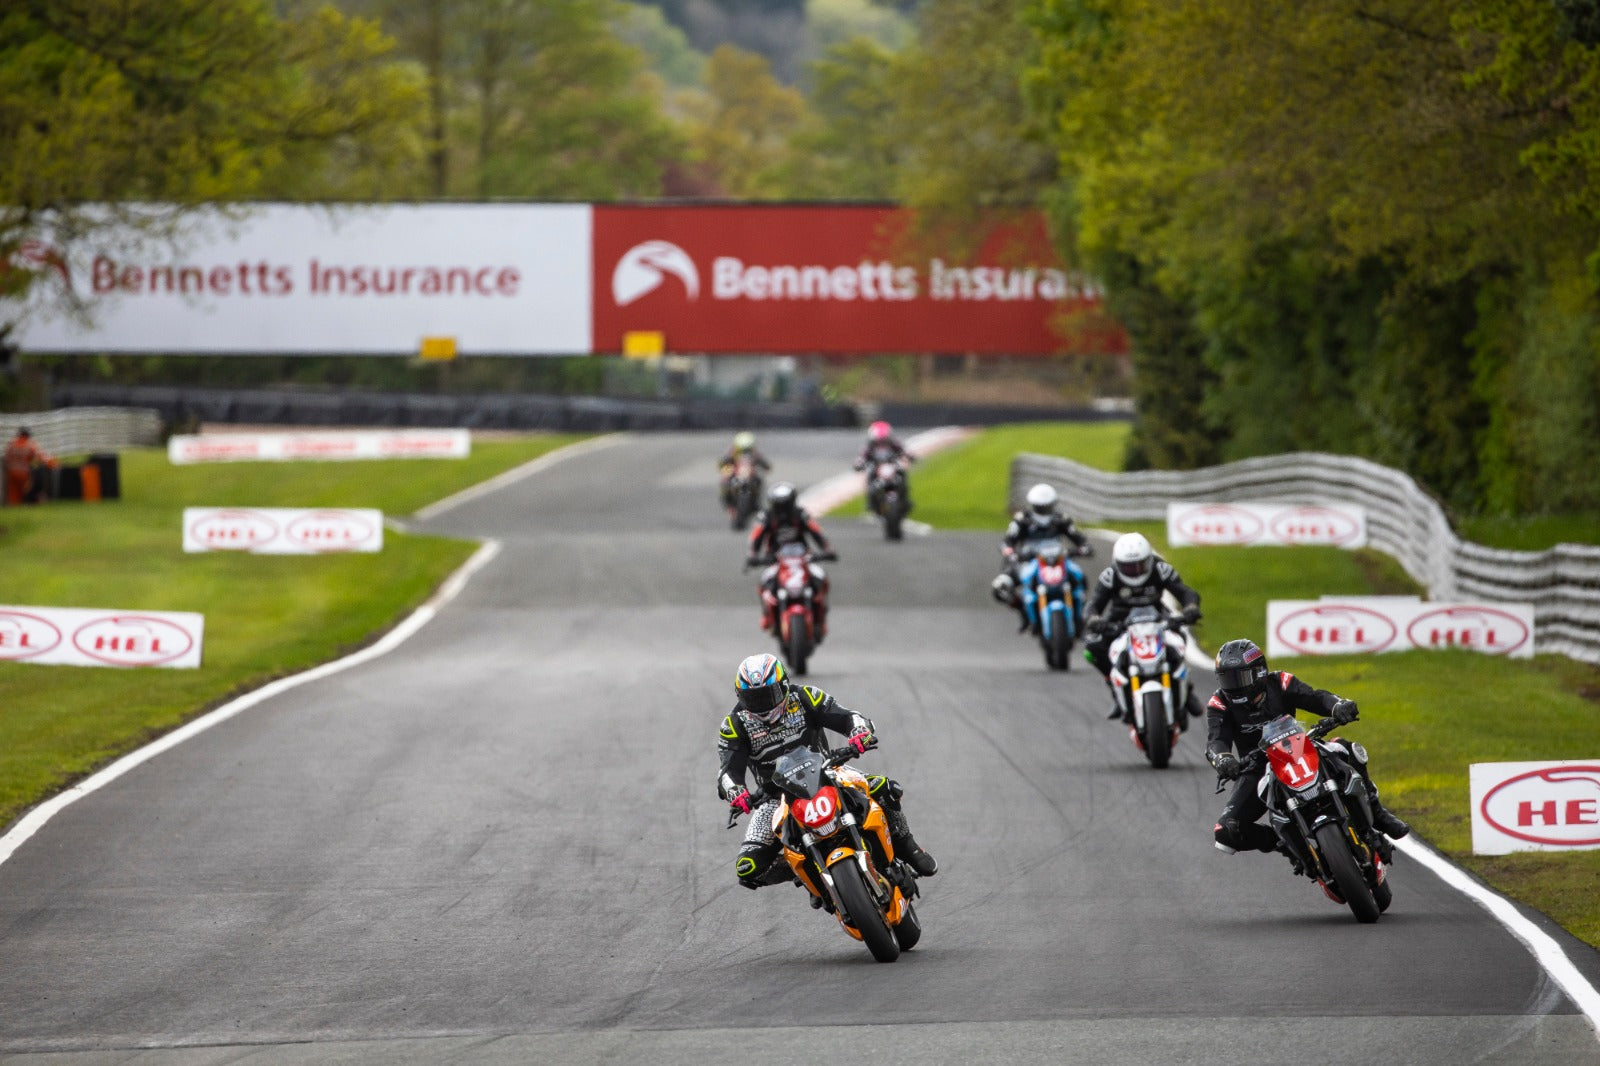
[852,420,914,514]
[992,483,1092,632]
[1082,532,1202,717]
[717,431,772,514]
[1205,638,1411,858]
[717,654,939,889]
[747,482,835,641]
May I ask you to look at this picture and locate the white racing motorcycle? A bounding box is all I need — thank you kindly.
[1108,605,1197,769]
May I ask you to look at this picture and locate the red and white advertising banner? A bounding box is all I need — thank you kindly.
[592,205,1117,355]
[1166,502,1367,548]
[0,605,204,669]
[1266,597,1535,659]
[13,204,592,355]
[1470,760,1600,854]
[7,204,1121,355]
[168,429,469,464]
[183,508,383,554]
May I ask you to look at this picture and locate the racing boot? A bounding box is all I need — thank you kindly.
[884,806,938,877]
[1373,805,1410,839]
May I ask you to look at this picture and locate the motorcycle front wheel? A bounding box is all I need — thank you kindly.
[1047,614,1071,671]
[786,618,810,675]
[832,860,900,962]
[1141,690,1171,768]
[1314,822,1381,923]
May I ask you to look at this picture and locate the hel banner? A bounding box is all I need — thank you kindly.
[168,429,469,464]
[184,508,383,554]
[9,204,1122,356]
[1266,598,1535,659]
[1167,502,1367,548]
[1470,761,1600,854]
[0,605,204,668]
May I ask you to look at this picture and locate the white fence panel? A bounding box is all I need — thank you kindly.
[1,407,162,456]
[1011,451,1600,666]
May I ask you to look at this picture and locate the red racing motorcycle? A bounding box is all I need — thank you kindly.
[1218,714,1395,923]
[750,543,836,675]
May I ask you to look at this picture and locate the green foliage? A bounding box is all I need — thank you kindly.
[0,0,428,305]
[777,37,902,199]
[685,45,807,198]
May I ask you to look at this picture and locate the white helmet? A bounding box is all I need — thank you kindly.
[1025,483,1058,517]
[1112,532,1154,586]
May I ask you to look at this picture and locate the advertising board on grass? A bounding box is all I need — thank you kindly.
[183,508,383,554]
[1266,597,1535,659]
[1470,760,1600,854]
[168,429,469,464]
[1167,502,1367,548]
[0,606,204,668]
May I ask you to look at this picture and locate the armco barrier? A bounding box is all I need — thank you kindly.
[1,407,162,457]
[1010,451,1600,666]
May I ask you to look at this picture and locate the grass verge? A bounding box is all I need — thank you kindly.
[0,435,585,831]
[917,425,1600,949]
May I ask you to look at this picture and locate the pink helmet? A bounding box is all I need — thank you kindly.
[868,420,892,441]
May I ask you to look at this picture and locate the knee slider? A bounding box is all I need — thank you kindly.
[867,776,903,804]
[735,855,759,881]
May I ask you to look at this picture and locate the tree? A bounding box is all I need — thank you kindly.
[0,0,427,311]
[684,45,806,198]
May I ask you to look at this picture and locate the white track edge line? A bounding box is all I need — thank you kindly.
[413,433,629,520]
[1393,835,1600,1037]
[0,538,503,869]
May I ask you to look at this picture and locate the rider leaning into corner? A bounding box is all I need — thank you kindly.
[718,653,939,889]
[992,483,1093,632]
[1205,638,1411,863]
[746,482,835,641]
[1082,531,1203,719]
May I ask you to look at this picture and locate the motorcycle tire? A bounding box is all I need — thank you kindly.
[1314,822,1381,923]
[832,860,900,962]
[885,511,903,541]
[892,900,922,952]
[1141,690,1171,769]
[786,622,809,676]
[1048,618,1071,672]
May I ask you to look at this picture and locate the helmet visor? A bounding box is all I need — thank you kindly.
[1216,664,1263,693]
[1115,556,1152,581]
[738,683,786,719]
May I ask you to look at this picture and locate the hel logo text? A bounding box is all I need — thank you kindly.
[1269,507,1362,546]
[286,510,378,551]
[613,240,699,306]
[1407,606,1530,656]
[1481,767,1600,847]
[1274,605,1397,655]
[189,509,279,550]
[1175,505,1264,545]
[73,615,196,667]
[0,610,63,660]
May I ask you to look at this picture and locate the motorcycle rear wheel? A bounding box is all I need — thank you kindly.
[1141,690,1171,768]
[1314,822,1381,923]
[1373,873,1393,913]
[832,861,900,962]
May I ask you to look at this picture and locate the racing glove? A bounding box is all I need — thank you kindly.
[1181,605,1203,626]
[848,729,877,755]
[1332,699,1359,725]
[727,786,753,815]
[1209,751,1241,780]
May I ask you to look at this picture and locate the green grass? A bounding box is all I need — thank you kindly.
[834,420,1131,526]
[0,435,584,830]
[1457,512,1600,550]
[904,423,1600,948]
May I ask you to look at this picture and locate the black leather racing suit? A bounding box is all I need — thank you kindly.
[1205,671,1384,853]
[718,448,772,507]
[717,684,921,886]
[854,439,913,513]
[747,507,832,636]
[1082,558,1201,677]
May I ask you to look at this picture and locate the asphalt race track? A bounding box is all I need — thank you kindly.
[2,429,1598,1064]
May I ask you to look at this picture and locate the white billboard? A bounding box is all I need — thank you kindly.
[168,429,469,463]
[1167,502,1367,548]
[1266,598,1535,659]
[11,204,592,355]
[184,508,383,554]
[1471,761,1600,854]
[0,605,204,669]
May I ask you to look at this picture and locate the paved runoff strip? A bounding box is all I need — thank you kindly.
[0,538,503,870]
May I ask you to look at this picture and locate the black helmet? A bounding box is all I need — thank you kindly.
[1215,639,1268,707]
[767,482,797,522]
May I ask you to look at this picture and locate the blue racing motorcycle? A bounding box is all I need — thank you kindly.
[1017,538,1086,671]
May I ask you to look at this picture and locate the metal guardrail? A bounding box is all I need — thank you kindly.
[1,407,163,458]
[1011,451,1600,666]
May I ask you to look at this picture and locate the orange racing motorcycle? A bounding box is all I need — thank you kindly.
[729,744,924,962]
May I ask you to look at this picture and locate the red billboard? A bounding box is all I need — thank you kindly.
[591,205,1123,355]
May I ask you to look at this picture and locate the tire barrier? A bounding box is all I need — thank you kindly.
[1011,451,1600,667]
